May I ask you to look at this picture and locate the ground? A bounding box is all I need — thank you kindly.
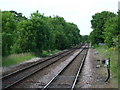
[2,48,118,89]
[78,48,118,88]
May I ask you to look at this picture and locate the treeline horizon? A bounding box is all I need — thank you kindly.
[2,10,119,57]
[2,10,82,56]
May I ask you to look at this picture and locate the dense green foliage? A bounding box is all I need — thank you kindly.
[2,10,81,56]
[103,16,119,47]
[90,11,119,48]
[81,35,89,43]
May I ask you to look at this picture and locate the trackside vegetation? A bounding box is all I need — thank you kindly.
[2,53,36,66]
[2,10,82,66]
[90,10,120,83]
[2,49,60,66]
[96,46,119,83]
[90,11,119,48]
[2,10,81,56]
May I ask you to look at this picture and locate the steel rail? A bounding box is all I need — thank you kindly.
[42,47,85,90]
[71,47,88,90]
[2,49,68,79]
[2,47,78,89]
[2,45,82,79]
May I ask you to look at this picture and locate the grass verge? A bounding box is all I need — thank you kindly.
[95,45,119,83]
[2,49,60,67]
[2,53,36,66]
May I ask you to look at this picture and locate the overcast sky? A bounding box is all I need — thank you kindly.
[0,0,119,35]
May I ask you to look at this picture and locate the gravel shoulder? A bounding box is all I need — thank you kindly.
[11,49,79,88]
[76,48,118,88]
[2,47,118,89]
[2,50,66,76]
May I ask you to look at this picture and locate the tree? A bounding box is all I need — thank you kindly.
[2,10,82,56]
[90,11,116,45]
[2,11,16,56]
[81,35,89,43]
[2,11,27,55]
[103,16,119,47]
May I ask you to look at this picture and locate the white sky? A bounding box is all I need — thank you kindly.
[0,0,119,35]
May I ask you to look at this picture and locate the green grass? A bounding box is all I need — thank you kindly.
[2,49,60,67]
[2,53,36,66]
[41,49,60,57]
[95,45,119,83]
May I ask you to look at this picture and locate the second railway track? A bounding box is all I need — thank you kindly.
[2,45,82,89]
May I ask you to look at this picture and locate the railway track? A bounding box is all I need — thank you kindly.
[2,45,82,89]
[42,45,89,89]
